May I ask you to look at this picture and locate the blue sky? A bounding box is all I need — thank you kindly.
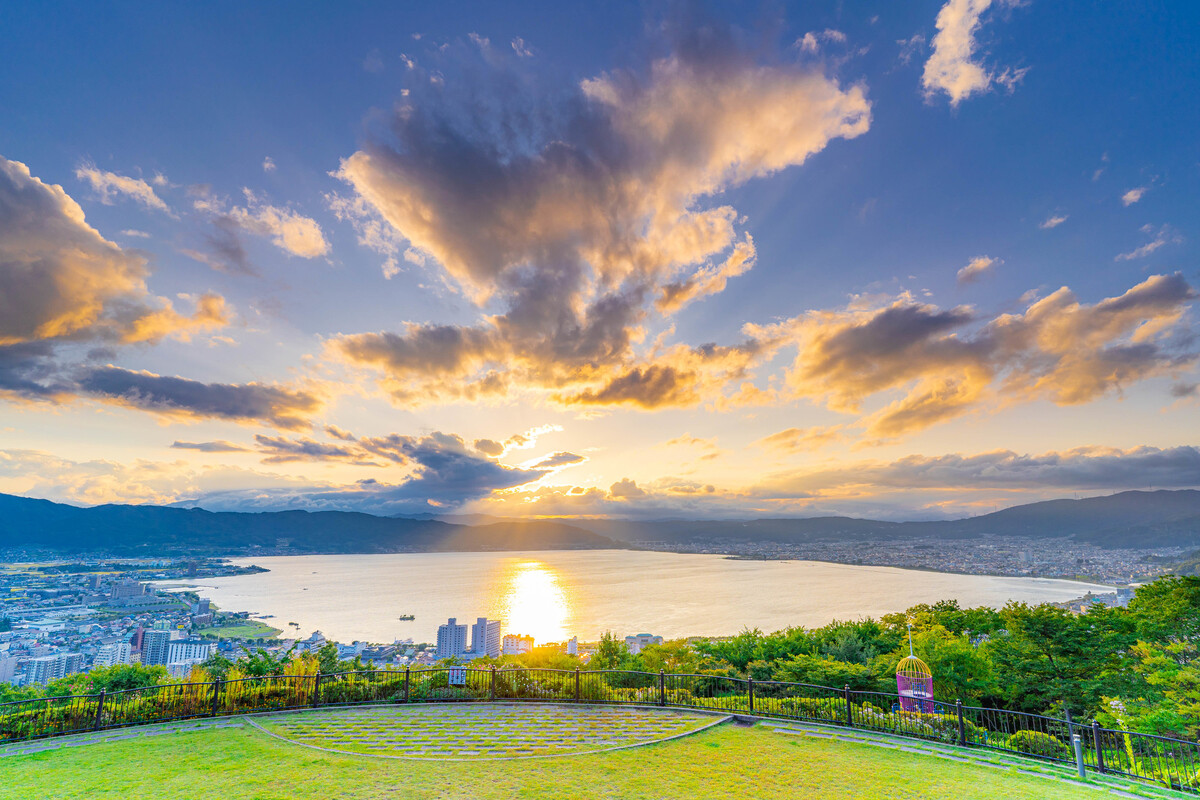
[0,1,1197,520]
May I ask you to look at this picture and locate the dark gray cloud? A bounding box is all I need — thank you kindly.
[253,435,363,463]
[189,430,549,515]
[765,446,1200,493]
[77,366,321,430]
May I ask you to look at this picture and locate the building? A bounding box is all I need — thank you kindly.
[141,629,173,666]
[567,636,578,655]
[0,656,16,684]
[109,580,145,601]
[191,598,211,615]
[94,642,132,667]
[165,659,206,678]
[436,618,469,660]
[502,634,534,655]
[624,633,663,654]
[471,617,501,659]
[26,653,84,684]
[167,640,216,664]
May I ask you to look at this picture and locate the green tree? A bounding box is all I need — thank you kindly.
[591,632,631,670]
[317,642,340,674]
[771,653,874,690]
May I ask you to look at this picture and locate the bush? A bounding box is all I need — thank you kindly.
[1006,730,1069,759]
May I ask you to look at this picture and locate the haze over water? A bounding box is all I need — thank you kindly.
[182,551,1113,644]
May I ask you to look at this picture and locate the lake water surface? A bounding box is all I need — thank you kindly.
[178,550,1112,644]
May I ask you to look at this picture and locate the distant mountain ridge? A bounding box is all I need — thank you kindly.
[0,494,614,555]
[1,489,1198,555]
[449,490,1200,550]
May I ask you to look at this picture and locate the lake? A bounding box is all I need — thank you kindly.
[175,550,1113,644]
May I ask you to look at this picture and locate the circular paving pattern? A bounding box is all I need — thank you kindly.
[255,703,722,759]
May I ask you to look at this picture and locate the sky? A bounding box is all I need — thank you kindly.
[0,0,1198,521]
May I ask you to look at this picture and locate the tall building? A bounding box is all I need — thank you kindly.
[167,640,216,664]
[624,633,663,654]
[436,618,469,660]
[502,634,534,655]
[94,642,132,667]
[567,636,578,655]
[26,653,84,684]
[142,629,172,666]
[109,580,145,601]
[471,618,501,658]
[0,656,17,684]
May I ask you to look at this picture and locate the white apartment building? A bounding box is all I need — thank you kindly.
[26,652,84,684]
[141,629,173,666]
[502,634,534,655]
[567,636,578,655]
[167,640,216,664]
[624,633,663,654]
[471,618,501,659]
[94,642,132,667]
[436,618,469,660]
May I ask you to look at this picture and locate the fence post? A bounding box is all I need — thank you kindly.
[1092,721,1106,773]
[92,690,106,731]
[956,699,966,746]
[404,666,410,703]
[844,685,853,728]
[658,670,666,707]
[310,672,322,707]
[209,679,222,717]
[1072,734,1087,780]
[490,665,497,701]
[575,668,581,703]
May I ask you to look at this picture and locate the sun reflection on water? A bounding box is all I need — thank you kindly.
[499,561,570,642]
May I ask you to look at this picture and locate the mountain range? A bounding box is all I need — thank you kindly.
[1,489,1197,556]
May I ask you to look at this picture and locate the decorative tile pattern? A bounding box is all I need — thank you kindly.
[259,703,716,758]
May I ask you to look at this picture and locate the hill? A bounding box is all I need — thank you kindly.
[0,494,613,555]
[540,490,1200,549]
[3,489,1198,555]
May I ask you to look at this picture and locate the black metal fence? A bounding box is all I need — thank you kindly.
[3,668,1197,792]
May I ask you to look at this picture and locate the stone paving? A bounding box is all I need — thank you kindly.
[256,703,721,758]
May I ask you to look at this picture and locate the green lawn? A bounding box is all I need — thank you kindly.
[0,721,1140,800]
[197,620,283,640]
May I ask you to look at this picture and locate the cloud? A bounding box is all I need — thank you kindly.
[1122,186,1148,206]
[609,478,646,499]
[1039,214,1068,230]
[192,431,550,514]
[262,157,276,172]
[755,426,845,453]
[798,29,847,54]
[1115,224,1181,261]
[956,255,999,284]
[252,434,365,464]
[922,0,1023,106]
[511,37,533,58]
[76,366,322,429]
[784,274,1197,436]
[75,163,171,214]
[363,49,384,73]
[897,34,926,65]
[528,451,586,470]
[765,445,1200,494]
[329,17,870,408]
[120,229,151,238]
[0,155,227,347]
[170,440,250,453]
[192,188,329,269]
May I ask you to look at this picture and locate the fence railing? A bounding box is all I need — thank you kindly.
[3,667,1197,792]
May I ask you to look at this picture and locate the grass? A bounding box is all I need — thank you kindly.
[0,719,1142,800]
[197,620,283,640]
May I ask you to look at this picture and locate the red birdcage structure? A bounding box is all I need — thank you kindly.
[896,623,935,713]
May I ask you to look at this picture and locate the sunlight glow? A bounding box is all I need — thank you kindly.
[498,561,570,643]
